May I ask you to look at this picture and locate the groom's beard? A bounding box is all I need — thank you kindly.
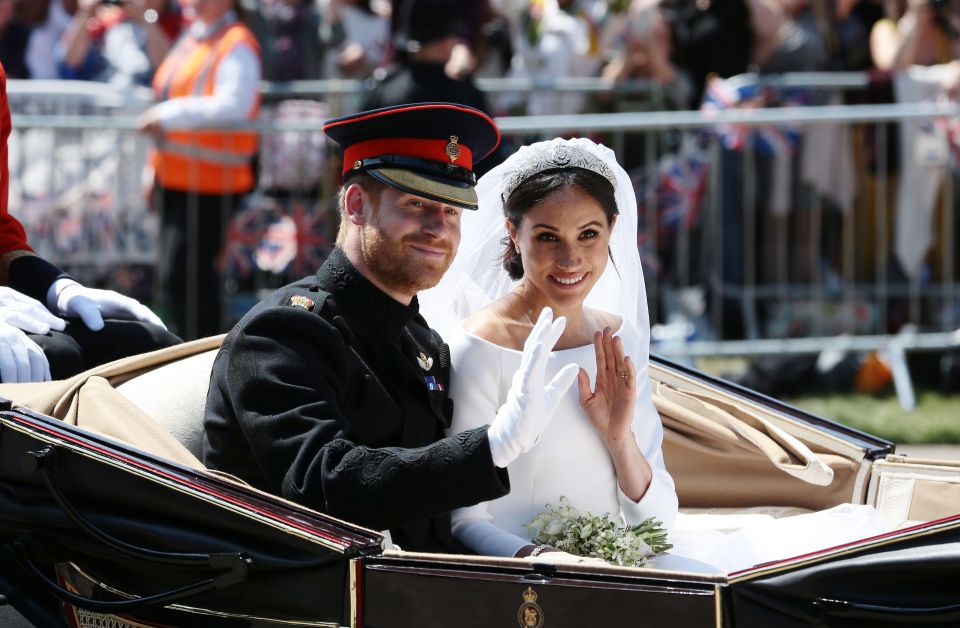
[360,221,454,295]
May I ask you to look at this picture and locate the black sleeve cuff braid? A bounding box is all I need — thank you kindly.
[8,255,70,306]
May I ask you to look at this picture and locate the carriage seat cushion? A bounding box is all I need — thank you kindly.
[115,348,218,459]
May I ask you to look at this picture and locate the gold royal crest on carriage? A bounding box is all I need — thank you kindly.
[517,586,544,628]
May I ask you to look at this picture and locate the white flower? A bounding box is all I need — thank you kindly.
[545,518,565,536]
[526,498,672,567]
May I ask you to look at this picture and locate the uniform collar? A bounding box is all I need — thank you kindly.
[317,248,419,337]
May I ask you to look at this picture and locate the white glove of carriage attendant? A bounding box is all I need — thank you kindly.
[487,307,579,468]
[51,279,166,332]
[0,287,66,382]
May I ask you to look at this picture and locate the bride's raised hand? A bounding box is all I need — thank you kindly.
[577,326,637,447]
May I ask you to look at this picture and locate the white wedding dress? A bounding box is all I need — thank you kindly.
[445,318,894,572]
[423,137,894,574]
[446,318,679,559]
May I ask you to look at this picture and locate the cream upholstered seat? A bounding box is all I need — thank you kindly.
[114,349,218,459]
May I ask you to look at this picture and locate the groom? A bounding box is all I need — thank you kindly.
[203,103,578,552]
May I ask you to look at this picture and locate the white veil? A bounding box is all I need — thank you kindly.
[419,137,650,358]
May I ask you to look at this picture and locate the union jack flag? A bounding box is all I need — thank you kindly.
[633,136,710,279]
[219,197,336,279]
[634,138,709,237]
[289,200,331,276]
[701,76,806,156]
[218,200,272,279]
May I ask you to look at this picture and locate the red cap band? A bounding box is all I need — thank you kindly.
[342,138,474,175]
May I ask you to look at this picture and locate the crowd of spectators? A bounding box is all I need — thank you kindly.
[1,0,959,347]
[0,1,954,104]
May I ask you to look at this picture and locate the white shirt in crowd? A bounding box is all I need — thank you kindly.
[150,11,260,129]
[25,0,73,80]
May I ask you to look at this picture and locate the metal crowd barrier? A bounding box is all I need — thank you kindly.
[8,76,960,407]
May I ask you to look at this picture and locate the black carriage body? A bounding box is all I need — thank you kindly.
[358,553,722,627]
[352,517,960,628]
[0,404,381,627]
[0,355,959,627]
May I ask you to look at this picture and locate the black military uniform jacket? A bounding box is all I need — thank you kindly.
[203,248,509,552]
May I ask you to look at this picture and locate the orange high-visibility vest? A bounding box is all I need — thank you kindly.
[151,21,261,195]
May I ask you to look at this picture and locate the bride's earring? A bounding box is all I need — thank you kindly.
[514,243,520,255]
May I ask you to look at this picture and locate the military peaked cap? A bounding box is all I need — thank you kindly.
[322,102,500,210]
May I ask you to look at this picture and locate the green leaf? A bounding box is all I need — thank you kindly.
[526,498,671,566]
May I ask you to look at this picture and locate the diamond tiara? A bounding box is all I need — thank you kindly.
[501,144,617,200]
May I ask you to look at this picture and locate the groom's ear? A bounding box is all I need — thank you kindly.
[344,184,369,226]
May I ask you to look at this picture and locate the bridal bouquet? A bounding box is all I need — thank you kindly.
[526,497,672,567]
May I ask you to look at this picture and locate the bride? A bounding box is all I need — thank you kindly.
[421,137,678,559]
[421,137,894,571]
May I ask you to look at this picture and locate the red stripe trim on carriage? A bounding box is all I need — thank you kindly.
[342,138,474,174]
[728,513,960,581]
[10,413,358,549]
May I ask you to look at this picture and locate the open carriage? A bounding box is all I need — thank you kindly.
[0,338,958,627]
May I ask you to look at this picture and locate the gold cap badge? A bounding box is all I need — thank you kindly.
[445,135,461,163]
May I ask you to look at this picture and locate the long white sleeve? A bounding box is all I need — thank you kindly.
[446,328,531,557]
[151,42,260,128]
[616,320,679,531]
[445,320,679,557]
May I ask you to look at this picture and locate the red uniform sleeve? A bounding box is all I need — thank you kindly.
[0,61,33,256]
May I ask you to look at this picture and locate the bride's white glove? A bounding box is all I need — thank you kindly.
[53,280,166,331]
[0,287,66,383]
[487,307,579,468]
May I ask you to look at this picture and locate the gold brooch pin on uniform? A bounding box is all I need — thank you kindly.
[289,295,315,311]
[417,352,434,371]
[445,135,461,163]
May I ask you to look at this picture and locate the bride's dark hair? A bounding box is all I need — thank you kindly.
[501,168,619,280]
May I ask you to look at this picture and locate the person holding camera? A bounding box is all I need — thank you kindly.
[58,0,183,86]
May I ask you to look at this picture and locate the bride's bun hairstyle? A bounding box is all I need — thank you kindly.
[501,168,619,280]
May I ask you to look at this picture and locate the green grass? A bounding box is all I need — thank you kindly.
[696,358,960,444]
[783,392,960,444]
